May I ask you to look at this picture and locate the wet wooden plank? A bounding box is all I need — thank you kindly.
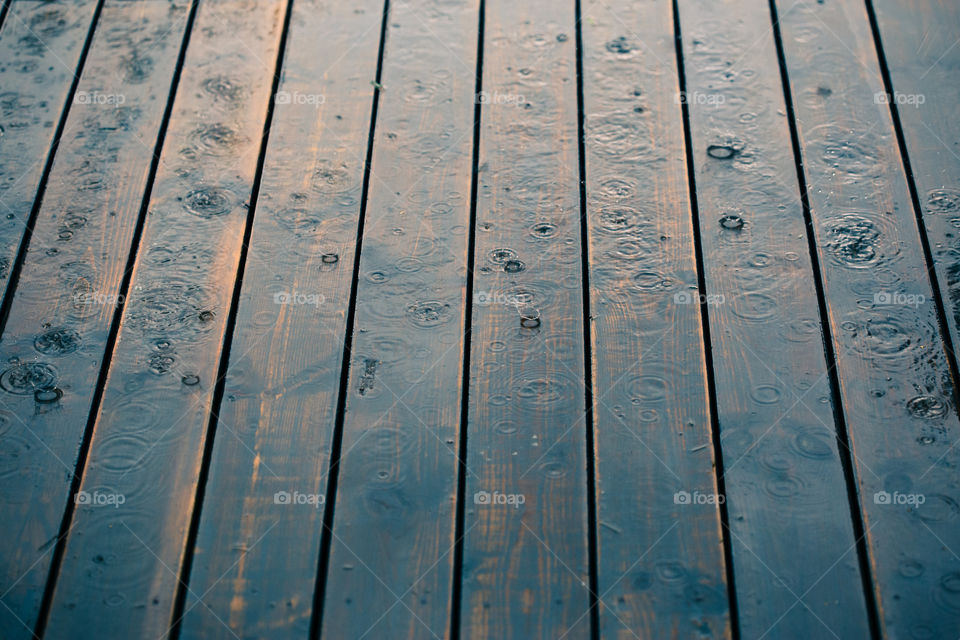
[319,0,478,638]
[579,2,730,638]
[0,1,190,636]
[0,0,100,314]
[871,0,960,376]
[775,0,960,636]
[676,0,874,636]
[459,1,591,637]
[40,0,288,636]
[177,1,383,637]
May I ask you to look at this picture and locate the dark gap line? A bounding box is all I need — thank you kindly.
[449,0,484,637]
[767,0,881,637]
[671,2,740,637]
[309,0,390,636]
[572,0,600,638]
[33,0,200,635]
[0,0,12,38]
[0,0,106,338]
[863,0,960,412]
[169,0,297,634]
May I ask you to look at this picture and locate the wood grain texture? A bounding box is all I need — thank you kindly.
[459,1,591,637]
[0,1,189,636]
[0,0,100,309]
[319,0,478,638]
[677,0,872,636]
[775,0,960,637]
[579,1,730,638]
[41,0,287,636]
[178,1,383,637]
[872,0,960,371]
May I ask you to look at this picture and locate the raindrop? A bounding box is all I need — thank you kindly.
[503,259,525,273]
[707,144,738,160]
[321,253,339,264]
[0,362,57,396]
[182,374,200,386]
[34,327,81,355]
[519,307,541,328]
[34,388,62,403]
[907,395,947,419]
[719,214,744,230]
[182,187,235,217]
[488,248,517,265]
[605,36,633,55]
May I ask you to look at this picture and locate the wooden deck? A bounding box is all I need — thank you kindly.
[0,0,959,637]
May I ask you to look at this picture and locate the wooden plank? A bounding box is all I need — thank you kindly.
[0,0,100,314]
[871,0,960,378]
[177,0,383,637]
[40,0,288,636]
[459,1,591,637]
[319,0,478,638]
[578,2,730,638]
[0,1,190,636]
[676,0,874,636]
[774,0,960,637]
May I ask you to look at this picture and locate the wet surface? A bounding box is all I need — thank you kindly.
[1,0,959,638]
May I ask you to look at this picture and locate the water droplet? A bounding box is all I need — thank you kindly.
[321,253,339,264]
[34,388,62,403]
[503,259,525,273]
[34,327,81,355]
[927,189,960,214]
[488,248,517,265]
[182,187,235,217]
[0,362,58,395]
[707,144,738,160]
[519,307,541,328]
[719,214,744,230]
[182,374,200,386]
[907,395,947,419]
[605,36,633,55]
[406,301,452,327]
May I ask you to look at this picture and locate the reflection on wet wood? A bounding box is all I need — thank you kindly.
[678,0,872,637]
[0,0,957,637]
[0,1,189,636]
[42,0,287,635]
[581,1,730,637]
[180,1,383,638]
[775,0,960,636]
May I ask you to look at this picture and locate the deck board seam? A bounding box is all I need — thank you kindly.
[0,0,106,336]
[166,0,300,635]
[449,0,485,637]
[310,1,391,635]
[573,1,601,638]
[767,0,883,636]
[672,2,741,636]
